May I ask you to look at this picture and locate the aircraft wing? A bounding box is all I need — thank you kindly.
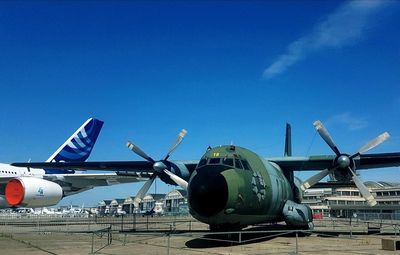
[12,160,199,173]
[267,152,400,171]
[40,172,156,197]
[45,172,150,185]
[14,161,154,171]
[13,153,400,173]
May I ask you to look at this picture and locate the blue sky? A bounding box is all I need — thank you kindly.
[1,1,399,206]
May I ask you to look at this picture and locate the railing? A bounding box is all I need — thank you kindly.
[1,215,400,254]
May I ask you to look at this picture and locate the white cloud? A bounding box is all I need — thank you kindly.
[327,112,368,131]
[263,0,395,79]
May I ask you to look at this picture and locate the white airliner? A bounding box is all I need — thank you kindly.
[0,118,143,208]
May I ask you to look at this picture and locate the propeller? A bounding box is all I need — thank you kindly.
[128,129,189,208]
[313,120,341,156]
[163,169,188,190]
[300,120,389,207]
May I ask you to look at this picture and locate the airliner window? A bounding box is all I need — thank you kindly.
[234,158,243,169]
[198,158,207,167]
[222,158,234,167]
[209,158,221,164]
[241,159,251,170]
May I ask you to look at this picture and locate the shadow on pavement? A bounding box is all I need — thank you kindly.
[185,224,310,248]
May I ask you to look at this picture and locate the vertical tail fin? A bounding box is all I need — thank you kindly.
[284,123,295,191]
[284,123,292,157]
[46,118,104,163]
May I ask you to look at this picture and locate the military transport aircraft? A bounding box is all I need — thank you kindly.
[13,120,400,230]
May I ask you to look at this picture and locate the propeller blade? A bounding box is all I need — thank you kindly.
[355,132,390,156]
[133,174,157,208]
[127,141,155,163]
[352,174,377,207]
[164,129,187,160]
[313,120,341,156]
[163,169,188,190]
[300,168,331,191]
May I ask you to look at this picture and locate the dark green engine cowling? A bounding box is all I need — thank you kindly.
[188,145,312,230]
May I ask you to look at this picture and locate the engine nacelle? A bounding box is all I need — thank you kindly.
[159,161,191,186]
[329,155,356,182]
[282,200,313,229]
[329,168,354,182]
[5,177,63,207]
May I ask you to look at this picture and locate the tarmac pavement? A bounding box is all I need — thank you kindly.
[1,216,399,254]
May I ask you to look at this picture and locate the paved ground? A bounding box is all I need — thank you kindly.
[0,216,399,254]
[1,231,399,254]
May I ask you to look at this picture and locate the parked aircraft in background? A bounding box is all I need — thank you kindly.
[14,120,400,230]
[61,204,88,216]
[1,118,144,208]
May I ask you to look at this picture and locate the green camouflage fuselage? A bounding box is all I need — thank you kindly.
[188,145,294,229]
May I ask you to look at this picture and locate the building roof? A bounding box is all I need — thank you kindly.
[148,193,166,201]
[113,199,126,204]
[364,181,400,189]
[165,189,187,198]
[98,200,112,206]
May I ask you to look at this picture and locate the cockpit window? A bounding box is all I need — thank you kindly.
[209,158,221,164]
[222,158,234,167]
[197,154,249,170]
[241,159,251,170]
[234,158,243,169]
[198,158,207,167]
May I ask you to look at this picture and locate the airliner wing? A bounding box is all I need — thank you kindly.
[20,161,155,171]
[41,172,154,197]
[47,173,149,185]
[13,160,198,174]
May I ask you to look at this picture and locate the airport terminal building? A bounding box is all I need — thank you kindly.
[303,181,400,220]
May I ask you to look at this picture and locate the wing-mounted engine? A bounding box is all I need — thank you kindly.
[328,157,354,182]
[300,120,389,206]
[5,177,63,207]
[126,129,189,208]
[157,161,190,186]
[282,200,313,229]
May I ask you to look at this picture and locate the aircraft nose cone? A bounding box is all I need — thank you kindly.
[188,167,228,217]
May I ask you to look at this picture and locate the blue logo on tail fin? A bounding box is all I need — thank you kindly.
[53,118,103,162]
[45,118,104,174]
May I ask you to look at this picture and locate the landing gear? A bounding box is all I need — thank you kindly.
[307,221,314,230]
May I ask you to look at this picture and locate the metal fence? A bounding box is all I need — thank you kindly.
[1,215,400,254]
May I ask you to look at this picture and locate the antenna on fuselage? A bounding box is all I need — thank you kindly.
[284,123,292,157]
